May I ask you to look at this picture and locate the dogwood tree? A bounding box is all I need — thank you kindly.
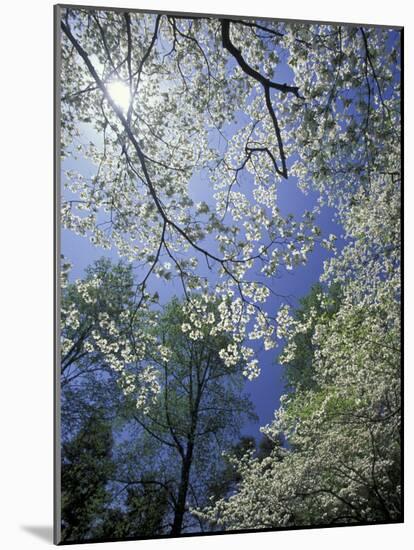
[196,169,401,528]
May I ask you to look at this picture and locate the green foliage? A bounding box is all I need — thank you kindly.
[61,413,115,542]
[95,482,169,539]
[60,258,142,438]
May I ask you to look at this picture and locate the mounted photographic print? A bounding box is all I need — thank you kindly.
[54,3,403,545]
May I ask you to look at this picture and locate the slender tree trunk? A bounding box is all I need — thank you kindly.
[170,360,203,535]
[171,442,194,535]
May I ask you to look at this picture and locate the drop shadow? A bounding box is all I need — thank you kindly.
[21,525,54,543]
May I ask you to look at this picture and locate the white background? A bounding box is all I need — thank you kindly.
[0,0,411,548]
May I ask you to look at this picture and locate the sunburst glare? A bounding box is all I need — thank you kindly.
[107,80,131,111]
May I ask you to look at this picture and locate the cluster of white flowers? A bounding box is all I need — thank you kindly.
[242,358,260,381]
[61,337,73,356]
[179,291,275,379]
[135,365,161,413]
[62,304,80,330]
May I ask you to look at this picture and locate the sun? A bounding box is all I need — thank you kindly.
[107,80,131,112]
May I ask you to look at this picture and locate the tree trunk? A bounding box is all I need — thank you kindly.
[171,442,194,536]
